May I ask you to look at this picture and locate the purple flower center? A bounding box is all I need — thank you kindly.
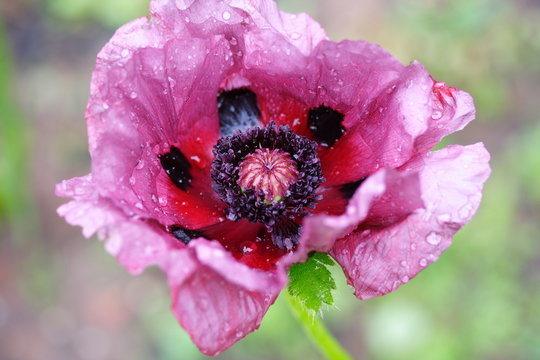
[211,123,324,249]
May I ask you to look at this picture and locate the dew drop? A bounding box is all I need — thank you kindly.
[241,241,256,254]
[437,213,451,222]
[432,110,443,120]
[459,205,472,219]
[401,275,410,283]
[129,92,138,99]
[291,32,301,40]
[400,260,408,267]
[419,258,428,267]
[222,11,231,20]
[121,49,130,58]
[426,232,441,245]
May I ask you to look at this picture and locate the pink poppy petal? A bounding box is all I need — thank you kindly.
[56,175,122,238]
[331,143,491,299]
[56,176,172,274]
[151,0,327,54]
[414,80,476,152]
[86,17,233,219]
[321,61,433,186]
[312,39,404,110]
[294,169,414,259]
[165,239,286,355]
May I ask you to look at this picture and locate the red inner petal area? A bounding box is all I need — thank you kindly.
[312,186,348,216]
[259,95,311,138]
[157,170,225,228]
[202,220,287,271]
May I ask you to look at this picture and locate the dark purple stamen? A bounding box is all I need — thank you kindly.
[211,123,324,249]
[269,217,301,250]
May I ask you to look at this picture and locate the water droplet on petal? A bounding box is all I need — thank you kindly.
[437,213,451,223]
[419,258,428,267]
[459,205,472,219]
[241,241,257,254]
[291,32,301,40]
[426,232,442,245]
[432,110,443,120]
[222,11,231,20]
[121,49,130,58]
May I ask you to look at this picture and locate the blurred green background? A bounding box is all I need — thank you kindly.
[1,0,539,359]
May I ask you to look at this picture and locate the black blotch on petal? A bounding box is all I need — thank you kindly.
[339,178,366,199]
[307,105,345,147]
[171,225,205,245]
[217,88,261,137]
[159,146,192,191]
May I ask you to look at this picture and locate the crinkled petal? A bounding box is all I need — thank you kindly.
[292,169,421,257]
[331,143,490,299]
[151,0,327,56]
[164,239,286,355]
[56,176,172,274]
[321,61,433,185]
[57,176,287,355]
[413,80,476,152]
[86,15,233,223]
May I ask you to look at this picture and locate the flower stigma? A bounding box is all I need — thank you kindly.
[238,148,299,203]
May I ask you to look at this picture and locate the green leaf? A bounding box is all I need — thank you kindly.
[287,252,337,314]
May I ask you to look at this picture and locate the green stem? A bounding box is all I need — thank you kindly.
[285,292,353,360]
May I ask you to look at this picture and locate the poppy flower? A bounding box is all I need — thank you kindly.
[56,0,491,355]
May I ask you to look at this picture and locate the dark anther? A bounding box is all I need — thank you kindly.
[159,146,192,191]
[211,123,324,249]
[170,225,205,245]
[339,178,366,199]
[270,218,301,250]
[307,105,345,147]
[212,123,323,225]
[217,88,261,137]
